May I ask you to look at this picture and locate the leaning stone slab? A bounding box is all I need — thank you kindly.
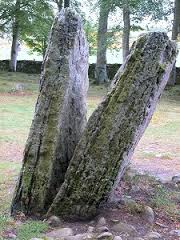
[48,32,176,219]
[11,9,88,216]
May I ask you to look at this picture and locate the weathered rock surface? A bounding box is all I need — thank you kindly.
[64,233,94,240]
[133,238,144,240]
[30,238,44,240]
[169,229,180,237]
[47,216,61,227]
[111,220,120,224]
[46,228,73,238]
[97,226,109,233]
[118,199,155,228]
[48,32,176,219]
[111,222,137,236]
[113,236,123,240]
[11,9,88,215]
[97,232,113,240]
[97,217,107,227]
[143,206,155,224]
[119,198,143,214]
[172,174,180,184]
[144,231,162,239]
[5,233,17,239]
[87,226,95,233]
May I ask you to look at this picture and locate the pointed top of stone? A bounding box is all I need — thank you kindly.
[57,7,80,21]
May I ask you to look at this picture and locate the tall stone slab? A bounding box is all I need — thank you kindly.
[11,9,89,216]
[48,32,176,219]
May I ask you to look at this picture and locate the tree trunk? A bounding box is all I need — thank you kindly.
[48,32,176,220]
[95,3,110,84]
[9,0,20,72]
[42,38,47,59]
[56,0,63,11]
[11,9,89,216]
[122,0,130,62]
[64,0,70,8]
[172,0,180,40]
[168,0,180,85]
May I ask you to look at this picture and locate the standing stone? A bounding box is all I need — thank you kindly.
[48,32,176,219]
[11,9,89,216]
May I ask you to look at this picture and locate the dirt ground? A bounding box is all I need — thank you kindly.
[132,141,180,182]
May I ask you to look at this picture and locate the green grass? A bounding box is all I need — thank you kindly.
[0,215,9,233]
[151,185,180,219]
[0,216,48,240]
[0,72,39,93]
[16,221,48,240]
[0,95,36,144]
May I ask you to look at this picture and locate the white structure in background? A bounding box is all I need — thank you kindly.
[0,38,43,61]
[0,37,180,66]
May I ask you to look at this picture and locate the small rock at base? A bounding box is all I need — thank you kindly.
[30,239,44,240]
[48,215,61,227]
[169,229,180,237]
[172,174,180,184]
[143,206,155,224]
[7,233,17,239]
[97,226,109,233]
[113,236,122,240]
[111,219,119,223]
[112,222,137,236]
[119,198,143,214]
[144,231,162,239]
[87,226,95,233]
[130,185,141,193]
[46,228,73,238]
[133,238,144,240]
[97,217,107,226]
[97,232,113,240]
[65,233,94,240]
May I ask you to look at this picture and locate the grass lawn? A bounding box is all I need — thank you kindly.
[0,72,180,238]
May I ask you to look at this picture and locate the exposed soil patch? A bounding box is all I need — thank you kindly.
[132,141,180,182]
[0,143,23,163]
